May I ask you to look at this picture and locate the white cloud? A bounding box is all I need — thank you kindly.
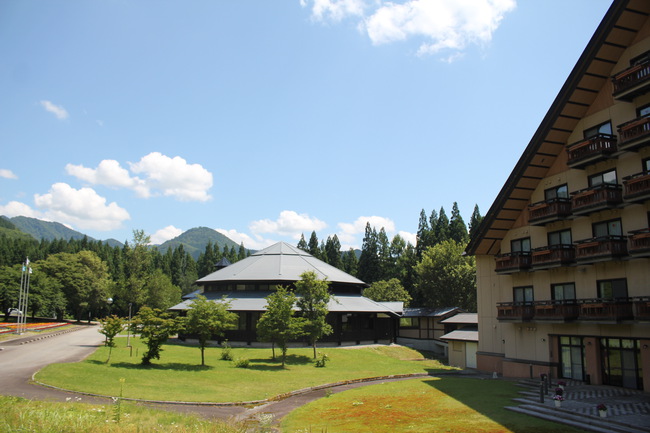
[33,182,130,231]
[398,230,417,246]
[0,169,17,180]
[304,0,516,58]
[66,152,213,202]
[307,0,367,22]
[216,228,275,251]
[66,159,150,197]
[337,215,397,249]
[40,100,69,120]
[129,152,213,202]
[249,210,328,240]
[150,225,183,245]
[0,201,42,218]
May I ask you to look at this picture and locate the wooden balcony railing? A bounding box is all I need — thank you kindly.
[634,296,650,321]
[574,236,628,263]
[498,298,642,322]
[528,198,572,225]
[531,244,575,269]
[566,134,617,169]
[628,228,650,256]
[495,252,531,274]
[571,183,623,216]
[623,171,650,202]
[612,62,650,101]
[577,298,634,321]
[496,302,534,321]
[618,115,650,151]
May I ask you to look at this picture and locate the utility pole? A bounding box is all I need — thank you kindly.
[16,257,32,334]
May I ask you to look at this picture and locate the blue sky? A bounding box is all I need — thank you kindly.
[0,0,613,249]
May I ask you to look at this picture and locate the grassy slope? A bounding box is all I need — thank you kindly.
[281,377,591,433]
[36,340,453,402]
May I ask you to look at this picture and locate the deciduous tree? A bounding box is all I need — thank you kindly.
[363,278,412,306]
[295,271,332,359]
[130,306,184,365]
[185,295,237,366]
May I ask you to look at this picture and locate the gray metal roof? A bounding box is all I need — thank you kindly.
[169,291,401,316]
[196,242,367,287]
[440,329,479,342]
[440,313,478,324]
[401,307,462,318]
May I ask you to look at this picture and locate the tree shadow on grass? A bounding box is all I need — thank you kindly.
[102,361,215,371]
[244,354,313,371]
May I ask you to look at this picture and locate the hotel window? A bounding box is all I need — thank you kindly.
[548,229,571,246]
[588,169,617,187]
[597,279,628,300]
[513,286,534,304]
[552,283,576,301]
[638,103,650,118]
[511,237,531,254]
[584,121,612,139]
[592,219,622,238]
[544,184,568,201]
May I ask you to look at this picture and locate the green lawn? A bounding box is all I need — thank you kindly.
[0,395,243,433]
[280,377,591,433]
[36,339,453,403]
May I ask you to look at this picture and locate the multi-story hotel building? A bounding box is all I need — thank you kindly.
[467,0,650,391]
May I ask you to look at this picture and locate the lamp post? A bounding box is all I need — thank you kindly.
[126,302,132,348]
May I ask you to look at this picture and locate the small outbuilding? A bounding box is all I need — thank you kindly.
[396,307,464,355]
[440,313,478,369]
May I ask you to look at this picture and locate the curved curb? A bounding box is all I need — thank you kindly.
[18,327,83,345]
[32,372,432,407]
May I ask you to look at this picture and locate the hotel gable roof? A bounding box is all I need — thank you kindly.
[467,0,650,256]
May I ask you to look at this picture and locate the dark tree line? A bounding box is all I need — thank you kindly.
[0,230,247,321]
[297,203,483,312]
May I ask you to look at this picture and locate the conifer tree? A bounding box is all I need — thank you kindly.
[435,207,450,244]
[308,231,320,258]
[342,248,358,276]
[358,223,380,284]
[416,209,430,257]
[449,202,469,244]
[297,234,308,252]
[469,204,484,240]
[325,235,342,269]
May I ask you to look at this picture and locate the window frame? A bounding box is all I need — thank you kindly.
[583,121,613,139]
[544,184,569,201]
[511,237,531,254]
[592,218,623,238]
[513,286,534,304]
[547,229,572,246]
[551,282,576,301]
[597,278,628,300]
[588,169,617,187]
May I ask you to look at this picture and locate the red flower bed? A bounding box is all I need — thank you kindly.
[0,322,69,334]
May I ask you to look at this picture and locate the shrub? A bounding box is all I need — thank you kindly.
[220,340,233,361]
[234,358,250,368]
[314,352,329,368]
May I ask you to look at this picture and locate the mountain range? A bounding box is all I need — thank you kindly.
[0,216,243,259]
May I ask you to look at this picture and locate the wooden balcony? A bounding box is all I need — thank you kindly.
[634,296,650,321]
[628,228,650,257]
[617,115,650,152]
[566,134,617,169]
[570,183,623,216]
[574,236,628,264]
[498,298,640,323]
[528,198,572,225]
[531,244,575,269]
[496,302,534,322]
[533,300,580,322]
[612,62,650,101]
[623,171,650,203]
[577,298,634,322]
[495,252,531,274]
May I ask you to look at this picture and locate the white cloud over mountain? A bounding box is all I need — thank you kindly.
[66,152,213,202]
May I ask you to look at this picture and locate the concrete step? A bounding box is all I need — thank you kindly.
[507,403,649,433]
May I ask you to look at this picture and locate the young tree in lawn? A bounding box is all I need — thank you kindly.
[256,286,306,367]
[130,306,184,365]
[295,271,332,359]
[99,315,124,363]
[185,295,237,366]
[363,278,412,306]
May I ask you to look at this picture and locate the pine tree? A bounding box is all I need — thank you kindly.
[358,223,380,284]
[308,231,320,258]
[449,202,469,244]
[435,207,450,244]
[469,204,484,240]
[341,248,358,276]
[325,235,342,269]
[297,234,308,252]
[416,209,430,257]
